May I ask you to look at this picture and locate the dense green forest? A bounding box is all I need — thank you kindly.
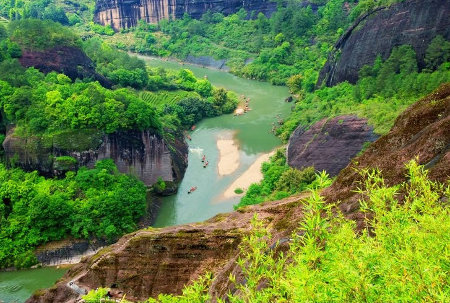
[0,160,146,268]
[0,19,237,269]
[85,161,450,302]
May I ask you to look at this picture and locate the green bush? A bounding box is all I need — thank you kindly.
[234,188,244,194]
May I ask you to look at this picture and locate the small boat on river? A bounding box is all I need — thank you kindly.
[188,186,197,194]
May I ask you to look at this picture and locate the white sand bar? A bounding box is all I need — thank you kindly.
[217,138,240,176]
[223,151,274,199]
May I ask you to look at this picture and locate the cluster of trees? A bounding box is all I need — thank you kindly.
[7,19,80,51]
[0,160,147,269]
[0,0,94,25]
[85,161,450,302]
[279,42,450,139]
[235,149,332,209]
[0,71,161,135]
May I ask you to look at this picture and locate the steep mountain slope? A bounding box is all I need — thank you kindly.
[318,0,450,86]
[26,84,450,302]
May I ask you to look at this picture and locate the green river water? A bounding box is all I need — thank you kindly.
[0,56,291,303]
[138,56,292,227]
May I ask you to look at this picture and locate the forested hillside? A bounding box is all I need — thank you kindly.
[0,0,448,302]
[0,18,237,269]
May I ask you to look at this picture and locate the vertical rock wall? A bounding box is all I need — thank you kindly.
[2,129,188,186]
[317,0,450,87]
[95,0,278,30]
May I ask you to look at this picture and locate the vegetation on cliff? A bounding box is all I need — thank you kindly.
[0,19,238,270]
[0,20,237,140]
[85,161,450,302]
[0,160,147,269]
[279,42,450,139]
[235,148,332,209]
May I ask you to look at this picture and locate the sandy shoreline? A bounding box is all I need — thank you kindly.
[217,138,240,176]
[222,151,274,199]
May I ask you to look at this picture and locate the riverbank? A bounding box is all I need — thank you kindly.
[222,151,274,199]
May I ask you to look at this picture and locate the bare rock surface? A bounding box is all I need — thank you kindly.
[318,0,450,87]
[287,115,377,176]
[94,0,278,30]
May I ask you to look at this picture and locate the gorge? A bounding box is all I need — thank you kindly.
[0,0,448,302]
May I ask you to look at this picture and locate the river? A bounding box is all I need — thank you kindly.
[2,56,291,303]
[0,267,66,303]
[136,55,292,227]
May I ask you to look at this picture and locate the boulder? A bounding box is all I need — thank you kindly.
[287,115,377,176]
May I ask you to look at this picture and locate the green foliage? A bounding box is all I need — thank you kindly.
[279,44,450,139]
[0,160,147,269]
[235,149,331,209]
[126,161,449,302]
[153,177,167,194]
[8,19,80,50]
[89,22,115,36]
[234,188,244,194]
[0,71,161,136]
[425,35,450,70]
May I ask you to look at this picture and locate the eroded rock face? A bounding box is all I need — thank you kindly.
[25,194,306,302]
[2,129,188,186]
[19,46,111,88]
[317,0,450,87]
[94,0,278,30]
[287,115,377,176]
[323,83,450,228]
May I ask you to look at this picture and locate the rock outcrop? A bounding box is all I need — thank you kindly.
[317,0,450,87]
[26,84,449,302]
[19,46,111,88]
[323,83,450,228]
[25,194,306,302]
[35,239,106,267]
[94,0,278,30]
[2,129,188,186]
[287,115,377,176]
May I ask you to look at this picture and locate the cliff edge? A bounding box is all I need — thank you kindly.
[317,0,450,87]
[94,0,278,30]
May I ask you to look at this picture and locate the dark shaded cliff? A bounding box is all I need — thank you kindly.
[318,0,450,87]
[94,0,278,30]
[19,46,112,88]
[26,84,449,302]
[2,129,188,187]
[287,115,377,176]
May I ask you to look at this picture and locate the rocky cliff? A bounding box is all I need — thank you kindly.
[317,0,450,87]
[287,115,377,176]
[2,129,188,186]
[19,46,111,88]
[94,0,278,30]
[26,84,449,302]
